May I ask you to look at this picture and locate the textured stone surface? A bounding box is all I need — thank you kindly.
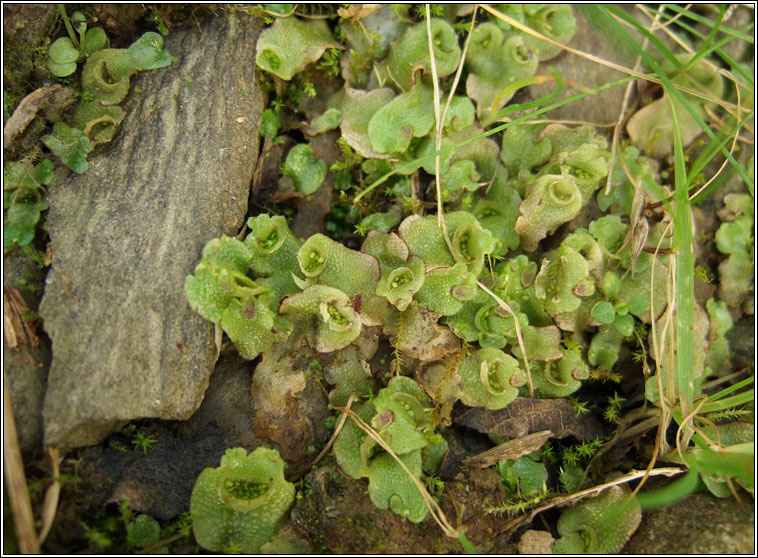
[623,487,754,554]
[39,12,264,449]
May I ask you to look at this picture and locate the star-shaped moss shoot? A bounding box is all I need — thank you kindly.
[184,236,292,359]
[553,485,641,554]
[279,284,362,353]
[385,18,461,91]
[458,347,526,410]
[244,214,302,301]
[255,16,341,81]
[465,22,538,119]
[190,447,295,554]
[361,231,425,312]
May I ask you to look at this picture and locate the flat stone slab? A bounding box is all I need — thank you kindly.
[40,13,263,449]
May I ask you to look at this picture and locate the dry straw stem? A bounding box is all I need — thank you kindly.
[497,466,684,534]
[3,369,41,553]
[476,280,534,397]
[37,448,62,546]
[481,4,743,114]
[336,404,463,540]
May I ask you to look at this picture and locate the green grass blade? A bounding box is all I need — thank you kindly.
[668,92,696,410]
[700,389,755,413]
[598,5,684,71]
[656,9,754,87]
[636,468,700,510]
[687,111,754,192]
[706,375,755,402]
[590,5,754,196]
[663,4,755,44]
[680,5,726,73]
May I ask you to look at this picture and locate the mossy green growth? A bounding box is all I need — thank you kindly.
[398,211,497,276]
[530,347,589,398]
[362,231,426,311]
[81,33,172,105]
[282,144,328,195]
[367,77,436,155]
[588,325,624,371]
[190,447,295,554]
[704,297,733,377]
[465,22,538,119]
[40,122,92,174]
[279,284,362,352]
[458,347,526,409]
[553,485,641,554]
[515,174,583,252]
[627,54,724,158]
[714,193,754,309]
[245,214,302,301]
[491,4,577,61]
[184,236,292,359]
[385,18,461,91]
[255,16,341,80]
[497,455,548,497]
[333,377,443,523]
[3,159,54,249]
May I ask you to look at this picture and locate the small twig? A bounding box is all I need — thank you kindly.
[497,467,685,535]
[3,369,41,553]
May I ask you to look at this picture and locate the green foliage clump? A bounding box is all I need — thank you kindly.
[4,158,54,249]
[333,376,446,523]
[256,16,341,80]
[714,193,754,310]
[282,144,328,195]
[553,485,641,554]
[190,447,295,554]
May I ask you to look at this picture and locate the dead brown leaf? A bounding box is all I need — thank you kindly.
[3,282,39,352]
[337,4,382,22]
[452,397,604,441]
[3,85,76,145]
[463,430,553,468]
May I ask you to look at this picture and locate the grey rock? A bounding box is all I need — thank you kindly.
[623,487,754,554]
[39,13,264,449]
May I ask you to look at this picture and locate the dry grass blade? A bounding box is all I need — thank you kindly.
[475,280,534,396]
[496,467,684,534]
[37,448,62,546]
[336,404,462,539]
[3,369,41,553]
[464,430,552,468]
[480,3,742,112]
